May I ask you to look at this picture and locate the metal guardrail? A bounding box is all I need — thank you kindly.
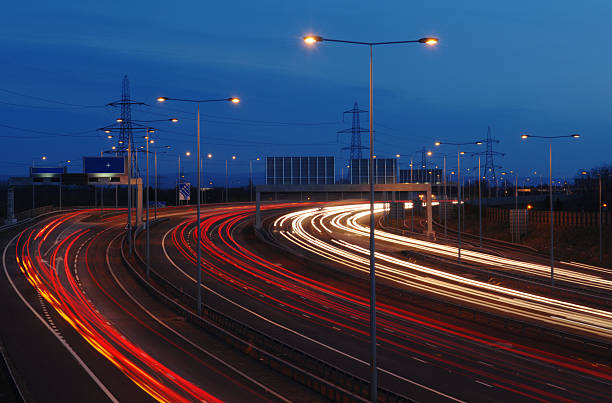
[124,228,411,403]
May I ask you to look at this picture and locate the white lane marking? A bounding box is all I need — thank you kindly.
[478,361,493,368]
[546,383,566,390]
[412,356,428,364]
[475,380,492,388]
[3,226,119,403]
[106,231,292,403]
[161,220,465,403]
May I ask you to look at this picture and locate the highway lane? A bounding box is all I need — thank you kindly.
[3,209,305,402]
[2,212,150,403]
[146,204,612,402]
[273,203,612,340]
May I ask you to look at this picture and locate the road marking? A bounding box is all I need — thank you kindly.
[3,225,119,403]
[412,356,428,364]
[475,380,492,388]
[478,361,493,368]
[546,383,566,390]
[161,211,466,403]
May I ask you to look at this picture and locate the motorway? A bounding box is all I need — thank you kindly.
[1,209,319,402]
[1,203,611,402]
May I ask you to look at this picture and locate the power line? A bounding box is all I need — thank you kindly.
[0,88,101,108]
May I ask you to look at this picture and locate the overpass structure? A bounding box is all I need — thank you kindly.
[254,183,434,236]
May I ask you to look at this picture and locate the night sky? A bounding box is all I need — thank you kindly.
[1,1,610,187]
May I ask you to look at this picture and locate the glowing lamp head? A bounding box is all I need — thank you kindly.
[42,156,46,160]
[185,151,191,156]
[427,151,433,156]
[526,204,533,210]
[232,155,236,160]
[150,140,154,144]
[419,37,439,46]
[571,133,580,138]
[229,97,240,104]
[395,154,400,158]
[171,118,179,123]
[475,141,483,145]
[157,97,168,102]
[581,171,587,175]
[105,130,111,134]
[116,118,124,123]
[107,135,113,139]
[147,129,155,133]
[304,35,323,45]
[434,141,441,146]
[207,153,212,158]
[111,146,116,150]
[521,134,529,139]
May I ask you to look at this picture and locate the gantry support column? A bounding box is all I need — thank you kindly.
[255,191,261,229]
[5,185,16,224]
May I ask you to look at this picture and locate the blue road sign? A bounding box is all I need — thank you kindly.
[179,182,191,201]
[83,156,126,174]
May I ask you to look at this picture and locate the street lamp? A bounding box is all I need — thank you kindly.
[305,33,437,402]
[520,133,581,286]
[226,155,237,202]
[250,157,261,202]
[157,95,240,315]
[435,140,484,262]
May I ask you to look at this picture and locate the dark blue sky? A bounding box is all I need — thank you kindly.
[1,1,610,186]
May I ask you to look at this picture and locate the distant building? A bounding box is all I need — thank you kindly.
[350,158,397,184]
[265,156,335,185]
[399,168,443,183]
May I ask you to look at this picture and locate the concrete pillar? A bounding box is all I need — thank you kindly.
[255,191,261,229]
[5,186,16,224]
[425,187,434,237]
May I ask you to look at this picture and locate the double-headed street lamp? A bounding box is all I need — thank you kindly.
[434,140,484,262]
[521,133,580,286]
[157,96,240,315]
[305,33,437,402]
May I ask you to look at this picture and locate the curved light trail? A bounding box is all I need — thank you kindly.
[12,211,225,403]
[273,204,612,339]
[159,204,612,402]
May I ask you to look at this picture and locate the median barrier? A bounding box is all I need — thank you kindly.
[123,228,411,403]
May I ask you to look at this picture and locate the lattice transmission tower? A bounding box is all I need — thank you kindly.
[338,102,369,159]
[483,126,503,182]
[107,75,145,177]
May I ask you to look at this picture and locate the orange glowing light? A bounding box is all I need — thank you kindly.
[230,97,240,104]
[304,35,322,45]
[526,204,533,210]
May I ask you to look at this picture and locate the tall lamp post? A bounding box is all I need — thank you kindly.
[435,140,484,262]
[305,33,438,402]
[250,157,260,202]
[157,96,240,315]
[226,155,237,203]
[521,133,580,285]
